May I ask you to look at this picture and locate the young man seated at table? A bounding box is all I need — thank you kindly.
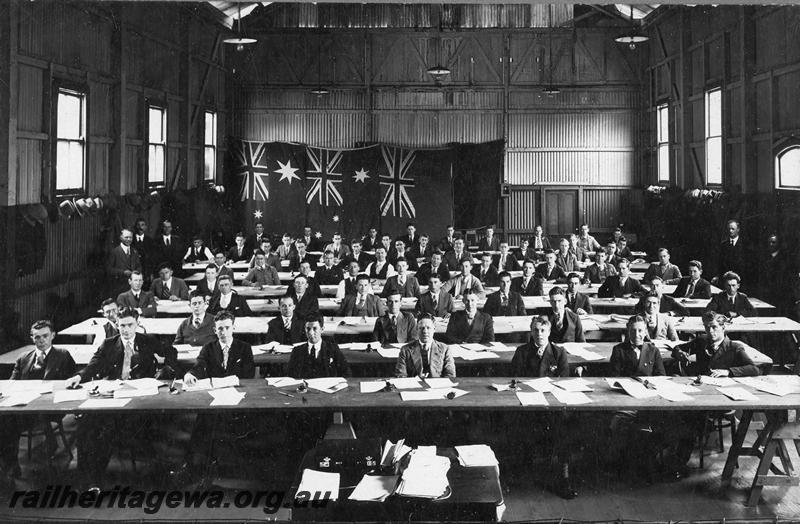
[442,259,485,299]
[564,272,593,315]
[643,248,682,284]
[583,250,617,285]
[176,310,255,482]
[518,238,537,262]
[174,290,216,347]
[265,295,306,345]
[196,264,219,299]
[183,236,213,263]
[484,271,526,317]
[513,259,544,297]
[605,241,622,269]
[335,261,362,299]
[288,315,351,379]
[94,298,120,343]
[616,237,633,260]
[341,239,373,271]
[547,287,585,343]
[417,251,450,286]
[211,251,234,280]
[339,274,385,317]
[396,314,455,378]
[208,274,252,317]
[0,320,76,486]
[473,252,500,288]
[65,308,176,490]
[226,232,252,263]
[672,311,759,377]
[381,258,421,298]
[415,274,454,319]
[598,259,646,298]
[408,233,434,262]
[531,224,551,252]
[116,271,157,317]
[316,251,343,286]
[250,238,280,270]
[293,261,322,298]
[634,276,688,316]
[373,293,418,344]
[509,315,576,499]
[673,260,712,299]
[568,234,588,263]
[242,251,280,287]
[637,291,679,341]
[389,240,419,271]
[324,233,351,264]
[277,233,295,261]
[704,271,757,318]
[445,292,495,344]
[288,238,314,272]
[150,262,189,301]
[287,274,320,322]
[555,238,580,274]
[494,241,519,271]
[364,246,395,281]
[536,249,567,283]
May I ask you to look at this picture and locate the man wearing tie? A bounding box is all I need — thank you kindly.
[207,275,252,317]
[643,248,683,284]
[335,261,362,299]
[438,225,457,254]
[555,239,579,274]
[173,291,216,346]
[583,250,617,285]
[395,315,455,378]
[512,260,544,296]
[564,273,593,315]
[610,314,666,377]
[472,253,500,287]
[290,274,320,321]
[445,292,495,343]
[705,271,756,318]
[478,227,500,252]
[196,264,219,299]
[397,223,419,252]
[155,220,183,270]
[415,274,454,319]
[639,291,679,341]
[301,225,320,252]
[150,263,189,301]
[484,272,526,317]
[65,308,176,488]
[183,236,214,263]
[389,240,418,271]
[673,260,712,299]
[547,287,585,343]
[373,293,418,344]
[288,316,351,379]
[634,276,688,316]
[417,252,450,286]
[106,229,142,293]
[717,219,748,287]
[116,271,157,317]
[289,238,315,272]
[340,275,385,317]
[324,233,350,263]
[381,258,421,298]
[0,320,76,484]
[265,296,306,345]
[364,247,395,281]
[536,250,567,282]
[598,259,646,298]
[362,228,380,252]
[444,238,469,270]
[317,251,344,286]
[178,311,255,481]
[531,225,551,252]
[242,251,280,287]
[94,299,120,345]
[442,259,485,298]
[494,241,519,271]
[226,232,252,263]
[246,222,267,252]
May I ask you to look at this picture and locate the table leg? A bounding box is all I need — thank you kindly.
[747,439,779,506]
[722,410,752,485]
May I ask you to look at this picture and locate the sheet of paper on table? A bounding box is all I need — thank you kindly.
[736,376,800,397]
[456,444,499,467]
[266,377,303,388]
[381,438,412,466]
[53,389,88,403]
[0,391,40,407]
[296,469,340,502]
[490,383,512,391]
[561,342,604,361]
[606,378,659,399]
[173,344,202,353]
[114,387,159,399]
[348,475,398,502]
[424,378,457,389]
[395,453,450,499]
[183,375,240,392]
[79,398,131,409]
[208,387,246,406]
[124,378,164,390]
[377,348,401,359]
[523,377,558,393]
[555,378,593,392]
[516,391,548,406]
[0,380,54,395]
[717,387,759,401]
[699,376,737,387]
[388,377,423,389]
[550,388,592,405]
[360,381,388,393]
[488,342,516,352]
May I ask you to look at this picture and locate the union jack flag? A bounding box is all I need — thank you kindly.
[380,146,416,217]
[305,147,344,206]
[232,141,270,202]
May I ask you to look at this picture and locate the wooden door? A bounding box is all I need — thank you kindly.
[545,190,578,237]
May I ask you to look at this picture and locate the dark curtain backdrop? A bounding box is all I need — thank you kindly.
[452,140,503,229]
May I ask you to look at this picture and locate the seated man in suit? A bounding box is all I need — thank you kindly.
[380,234,395,261]
[389,240,419,271]
[265,295,306,345]
[340,274,385,317]
[314,251,342,286]
[484,271,526,317]
[294,261,322,298]
[341,239,373,271]
[616,236,633,260]
[396,223,419,252]
[547,287,585,343]
[250,238,280,270]
[288,274,319,322]
[564,272,593,315]
[211,251,234,281]
[445,292,494,343]
[518,239,537,262]
[494,241,519,271]
[634,276,688,316]
[150,262,189,301]
[227,232,252,263]
[288,315,351,379]
[242,251,280,287]
[174,291,216,346]
[568,234,588,263]
[417,251,450,286]
[288,238,315,272]
[531,224,551,251]
[415,274,454,319]
[605,241,622,269]
[324,233,351,264]
[183,236,213,263]
[638,291,678,341]
[276,233,295,261]
[409,233,434,262]
[373,293,418,344]
[478,227,500,252]
[196,264,219,299]
[245,222,267,252]
[93,298,120,345]
[598,259,646,298]
[555,238,580,274]
[444,237,470,270]
[0,320,76,484]
[610,314,667,376]
[154,219,183,271]
[536,250,567,283]
[577,223,602,253]
[300,225,321,252]
[512,259,544,296]
[207,274,252,317]
[364,246,395,281]
[643,248,682,284]
[705,271,756,318]
[673,260,712,299]
[65,308,176,488]
[583,250,617,285]
[442,259,485,298]
[396,314,455,378]
[438,225,457,254]
[361,228,380,252]
[116,271,157,317]
[381,258,421,298]
[335,261,362,299]
[177,310,256,480]
[473,252,500,287]
[673,311,759,377]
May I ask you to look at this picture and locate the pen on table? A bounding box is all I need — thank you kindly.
[277,391,295,398]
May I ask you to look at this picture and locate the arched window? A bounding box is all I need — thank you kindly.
[775,145,800,189]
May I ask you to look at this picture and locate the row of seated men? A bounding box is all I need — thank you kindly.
[1,304,758,499]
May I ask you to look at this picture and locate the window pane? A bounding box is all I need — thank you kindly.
[658,144,670,182]
[204,112,216,145]
[778,147,800,188]
[148,145,165,184]
[149,107,164,143]
[658,105,668,142]
[57,91,83,140]
[56,140,84,190]
[706,89,722,137]
[204,146,216,181]
[706,137,722,184]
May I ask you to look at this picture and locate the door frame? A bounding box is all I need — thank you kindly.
[540,185,584,236]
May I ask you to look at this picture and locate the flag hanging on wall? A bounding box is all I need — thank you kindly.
[226,139,457,240]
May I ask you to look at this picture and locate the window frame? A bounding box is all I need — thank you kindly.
[704,87,723,186]
[656,102,670,184]
[52,82,88,197]
[775,143,800,191]
[203,110,217,183]
[146,102,167,189]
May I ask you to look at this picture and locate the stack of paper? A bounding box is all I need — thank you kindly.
[296,469,340,502]
[490,383,513,391]
[0,391,41,407]
[348,475,398,502]
[0,380,53,395]
[455,445,499,467]
[395,451,451,499]
[604,378,659,399]
[266,377,303,388]
[183,375,240,392]
[173,344,202,353]
[451,347,499,361]
[208,387,246,406]
[306,377,348,394]
[699,376,737,387]
[78,398,131,409]
[381,439,412,466]
[561,343,604,361]
[252,341,295,354]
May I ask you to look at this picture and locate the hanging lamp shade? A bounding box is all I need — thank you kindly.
[223,4,257,50]
[427,64,451,79]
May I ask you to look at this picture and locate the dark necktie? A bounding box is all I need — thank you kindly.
[133,293,140,302]
[162,283,171,299]
[31,350,45,376]
[420,344,430,376]
[193,317,201,329]
[501,293,508,307]
[686,281,695,298]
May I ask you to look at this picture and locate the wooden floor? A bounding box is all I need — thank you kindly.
[1,412,798,522]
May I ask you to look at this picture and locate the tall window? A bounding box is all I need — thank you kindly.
[147,105,167,186]
[657,103,669,183]
[55,88,87,194]
[705,88,722,185]
[204,111,217,182]
[775,146,800,189]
